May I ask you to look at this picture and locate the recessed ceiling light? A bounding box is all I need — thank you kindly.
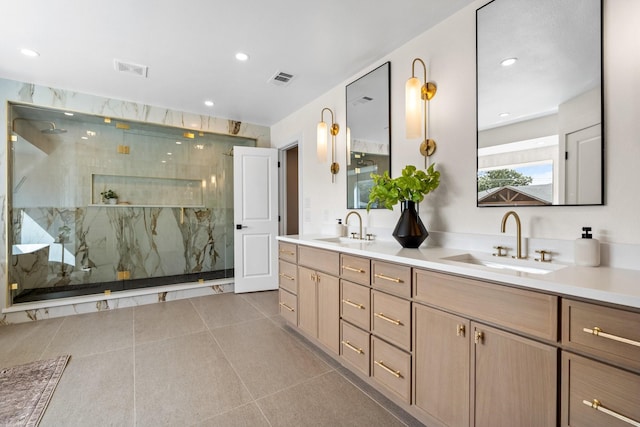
[167,152,172,156]
[20,48,40,57]
[204,100,214,107]
[81,136,89,140]
[499,112,510,117]
[64,112,74,116]
[161,160,167,163]
[235,52,249,61]
[500,57,518,67]
[175,141,182,145]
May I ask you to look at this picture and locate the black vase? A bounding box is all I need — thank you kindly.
[392,200,428,248]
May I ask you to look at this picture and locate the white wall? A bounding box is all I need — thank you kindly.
[271,0,640,246]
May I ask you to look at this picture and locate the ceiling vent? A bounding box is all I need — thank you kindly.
[114,59,148,78]
[350,96,374,107]
[269,71,295,87]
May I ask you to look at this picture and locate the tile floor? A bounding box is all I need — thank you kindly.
[0,291,424,426]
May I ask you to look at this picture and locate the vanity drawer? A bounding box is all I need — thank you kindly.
[372,290,411,350]
[340,254,370,286]
[298,245,340,276]
[341,280,371,331]
[371,260,411,298]
[340,320,370,377]
[371,336,411,404]
[562,299,640,371]
[278,242,297,263]
[562,352,640,427]
[279,289,297,325]
[414,269,558,341]
[278,260,297,294]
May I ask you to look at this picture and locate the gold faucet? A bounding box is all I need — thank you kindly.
[500,210,526,259]
[345,211,363,240]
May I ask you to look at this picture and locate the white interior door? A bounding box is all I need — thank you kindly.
[565,124,602,204]
[233,146,279,293]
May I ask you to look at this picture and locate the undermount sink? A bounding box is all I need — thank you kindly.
[441,253,567,275]
[314,236,373,245]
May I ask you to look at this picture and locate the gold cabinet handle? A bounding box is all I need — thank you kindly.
[582,399,640,427]
[474,331,484,344]
[374,273,403,283]
[279,249,295,256]
[457,324,466,337]
[279,273,295,281]
[374,360,403,378]
[279,302,295,312]
[342,299,365,310]
[342,265,366,273]
[374,312,402,326]
[341,340,364,355]
[583,327,640,348]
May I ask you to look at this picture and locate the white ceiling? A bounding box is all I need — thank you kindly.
[1,0,473,127]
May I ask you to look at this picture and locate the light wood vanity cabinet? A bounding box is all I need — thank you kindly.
[278,240,639,427]
[413,269,558,427]
[277,242,298,325]
[297,246,340,354]
[561,299,640,427]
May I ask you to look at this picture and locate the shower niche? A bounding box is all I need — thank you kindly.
[8,103,255,304]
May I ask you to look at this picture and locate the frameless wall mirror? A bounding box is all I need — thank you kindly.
[476,0,603,206]
[346,61,391,209]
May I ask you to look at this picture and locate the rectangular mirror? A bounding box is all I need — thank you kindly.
[346,62,391,209]
[477,0,603,206]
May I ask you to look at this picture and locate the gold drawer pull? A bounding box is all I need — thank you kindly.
[374,312,402,326]
[279,302,295,312]
[457,324,466,337]
[374,273,403,283]
[342,265,366,273]
[279,273,295,281]
[474,331,484,344]
[341,340,364,354]
[582,399,640,427]
[279,249,295,256]
[583,327,640,348]
[342,299,365,310]
[374,360,403,378]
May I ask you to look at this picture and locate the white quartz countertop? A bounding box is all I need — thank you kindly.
[277,235,640,310]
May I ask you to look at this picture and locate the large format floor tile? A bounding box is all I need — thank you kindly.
[190,293,265,329]
[241,290,280,317]
[134,298,206,344]
[135,331,253,426]
[42,307,134,359]
[194,403,270,427]
[41,348,135,426]
[0,317,64,367]
[257,371,406,427]
[211,318,331,399]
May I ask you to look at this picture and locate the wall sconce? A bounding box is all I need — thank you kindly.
[317,107,340,182]
[406,58,437,165]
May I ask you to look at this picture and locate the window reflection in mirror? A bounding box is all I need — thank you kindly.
[346,62,391,209]
[476,0,603,206]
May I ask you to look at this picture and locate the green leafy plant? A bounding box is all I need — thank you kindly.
[100,189,118,200]
[367,164,440,211]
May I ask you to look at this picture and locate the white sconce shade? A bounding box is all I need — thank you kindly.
[346,127,351,166]
[405,76,422,139]
[317,121,328,162]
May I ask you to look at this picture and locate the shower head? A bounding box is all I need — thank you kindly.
[41,122,67,134]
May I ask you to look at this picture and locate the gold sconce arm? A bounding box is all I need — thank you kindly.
[317,107,340,183]
[406,58,437,167]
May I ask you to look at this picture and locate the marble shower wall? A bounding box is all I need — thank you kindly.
[11,206,229,290]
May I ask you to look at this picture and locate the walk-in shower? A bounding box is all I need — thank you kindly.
[7,103,255,304]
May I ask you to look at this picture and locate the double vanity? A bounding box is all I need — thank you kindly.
[276,235,640,427]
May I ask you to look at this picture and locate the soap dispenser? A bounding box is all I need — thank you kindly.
[574,227,600,267]
[335,219,346,237]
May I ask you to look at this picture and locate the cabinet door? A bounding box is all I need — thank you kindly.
[414,304,470,427]
[317,271,340,354]
[298,266,317,337]
[473,322,557,427]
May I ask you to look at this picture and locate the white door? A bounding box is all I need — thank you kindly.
[233,146,279,293]
[565,125,602,204]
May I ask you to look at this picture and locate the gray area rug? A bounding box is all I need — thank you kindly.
[0,355,70,427]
